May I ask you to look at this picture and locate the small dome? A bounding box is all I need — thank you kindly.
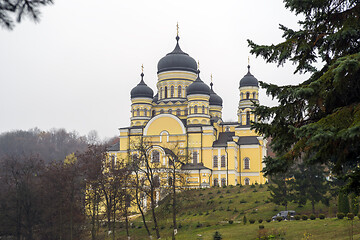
[157,36,198,74]
[209,83,223,106]
[130,73,154,99]
[239,65,259,88]
[186,71,211,96]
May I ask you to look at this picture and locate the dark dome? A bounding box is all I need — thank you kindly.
[130,73,154,99]
[239,65,259,87]
[186,71,211,96]
[209,83,223,106]
[157,36,198,74]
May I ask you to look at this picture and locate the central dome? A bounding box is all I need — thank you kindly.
[157,36,198,74]
[186,71,211,96]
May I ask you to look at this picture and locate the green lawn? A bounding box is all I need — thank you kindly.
[101,184,358,239]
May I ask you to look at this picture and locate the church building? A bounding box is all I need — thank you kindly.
[108,31,267,187]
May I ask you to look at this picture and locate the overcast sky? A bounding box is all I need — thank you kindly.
[0,0,310,140]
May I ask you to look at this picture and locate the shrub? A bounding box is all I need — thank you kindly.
[302,215,308,220]
[193,213,197,216]
[205,211,209,215]
[233,208,238,213]
[222,185,227,188]
[249,219,255,224]
[310,214,316,220]
[226,190,230,193]
[259,184,263,188]
[337,212,345,219]
[253,189,258,192]
[319,214,325,219]
[243,215,247,225]
[347,213,355,220]
[196,222,203,228]
[294,215,301,220]
[258,219,263,223]
[213,231,223,240]
[255,200,260,204]
[199,193,203,196]
[259,225,265,229]
[227,206,231,211]
[229,199,233,203]
[178,223,182,229]
[240,199,247,203]
[276,216,283,222]
[217,190,221,194]
[264,200,270,203]
[208,192,213,195]
[160,225,165,230]
[199,212,203,215]
[229,220,234,224]
[250,184,256,188]
[219,195,224,198]
[266,219,271,223]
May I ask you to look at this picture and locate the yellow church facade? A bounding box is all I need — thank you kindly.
[108,33,267,188]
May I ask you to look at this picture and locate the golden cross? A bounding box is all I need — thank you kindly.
[176,22,179,36]
[211,74,213,83]
[248,56,250,65]
[141,64,144,73]
[197,60,200,70]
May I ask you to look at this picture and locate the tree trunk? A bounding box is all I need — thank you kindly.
[312,200,315,214]
[124,202,130,240]
[150,190,160,239]
[135,173,151,238]
[172,163,177,240]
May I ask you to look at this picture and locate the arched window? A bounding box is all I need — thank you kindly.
[168,109,172,114]
[137,108,140,116]
[152,110,156,117]
[202,105,205,114]
[221,155,226,168]
[176,109,181,116]
[193,151,198,164]
[153,175,160,188]
[194,105,198,114]
[244,178,250,185]
[185,109,188,116]
[160,109,164,114]
[213,178,218,187]
[152,150,160,163]
[213,156,218,167]
[225,127,230,132]
[164,86,168,98]
[246,111,250,125]
[246,92,250,99]
[253,92,256,99]
[240,92,244,100]
[132,109,135,117]
[244,157,250,169]
[178,85,182,98]
[171,85,174,98]
[160,87,162,99]
[221,178,226,187]
[144,108,147,116]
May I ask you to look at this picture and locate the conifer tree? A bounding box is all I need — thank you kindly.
[338,191,350,214]
[249,1,360,193]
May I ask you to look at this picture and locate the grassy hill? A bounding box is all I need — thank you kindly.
[109,184,360,239]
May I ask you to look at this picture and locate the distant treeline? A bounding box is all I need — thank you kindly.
[0,128,117,162]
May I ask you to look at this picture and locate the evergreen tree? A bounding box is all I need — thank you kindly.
[268,173,294,211]
[249,1,360,194]
[350,194,359,215]
[338,191,350,214]
[292,163,329,213]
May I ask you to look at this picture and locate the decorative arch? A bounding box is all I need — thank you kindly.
[143,113,186,135]
[170,85,174,98]
[246,92,250,99]
[252,92,256,99]
[178,85,182,98]
[244,178,250,185]
[164,86,168,98]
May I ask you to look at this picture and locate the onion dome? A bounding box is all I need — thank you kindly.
[157,36,198,74]
[152,93,158,103]
[209,82,223,106]
[130,73,154,99]
[239,65,259,87]
[186,71,211,96]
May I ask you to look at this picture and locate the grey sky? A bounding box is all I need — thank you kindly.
[0,0,309,140]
